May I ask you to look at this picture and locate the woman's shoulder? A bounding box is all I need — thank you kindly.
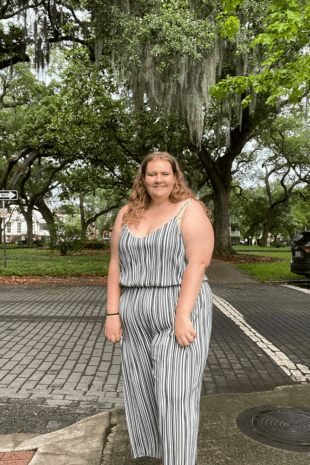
[181,198,203,209]
[113,204,129,230]
[182,198,207,219]
[119,204,129,215]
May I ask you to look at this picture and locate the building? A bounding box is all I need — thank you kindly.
[3,208,49,244]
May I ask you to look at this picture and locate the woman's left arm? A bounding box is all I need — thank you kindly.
[175,201,214,347]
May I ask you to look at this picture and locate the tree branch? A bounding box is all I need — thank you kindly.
[0,148,33,189]
[85,204,120,228]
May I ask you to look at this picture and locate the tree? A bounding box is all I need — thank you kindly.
[212,0,310,107]
[90,0,309,253]
[255,110,310,245]
[0,61,77,243]
[231,109,310,244]
[0,0,96,71]
[0,61,63,190]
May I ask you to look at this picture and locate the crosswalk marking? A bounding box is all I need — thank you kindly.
[213,294,310,383]
[281,284,310,295]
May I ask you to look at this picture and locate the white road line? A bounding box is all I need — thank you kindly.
[281,284,310,295]
[213,294,310,383]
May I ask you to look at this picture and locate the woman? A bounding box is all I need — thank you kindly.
[105,152,214,465]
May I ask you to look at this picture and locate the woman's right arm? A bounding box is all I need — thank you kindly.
[105,205,128,344]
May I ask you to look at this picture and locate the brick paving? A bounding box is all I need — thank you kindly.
[0,285,123,411]
[211,283,310,375]
[0,278,308,429]
[0,451,36,464]
[203,283,301,395]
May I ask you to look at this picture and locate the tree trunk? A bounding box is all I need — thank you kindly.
[198,148,235,254]
[25,213,33,246]
[79,193,87,240]
[260,208,278,247]
[35,197,54,225]
[213,188,234,254]
[17,200,33,246]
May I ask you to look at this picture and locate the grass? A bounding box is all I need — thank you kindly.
[0,244,22,249]
[233,251,304,282]
[0,248,110,277]
[0,244,304,282]
[233,245,291,253]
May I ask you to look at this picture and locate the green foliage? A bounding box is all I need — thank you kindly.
[211,0,310,105]
[54,240,83,256]
[47,219,82,256]
[80,239,110,250]
[0,244,20,249]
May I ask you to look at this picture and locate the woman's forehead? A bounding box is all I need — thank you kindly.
[146,159,172,171]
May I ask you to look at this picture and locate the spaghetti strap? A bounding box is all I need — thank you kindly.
[176,199,193,225]
[176,199,193,217]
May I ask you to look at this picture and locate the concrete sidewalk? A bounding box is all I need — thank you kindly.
[1,384,309,464]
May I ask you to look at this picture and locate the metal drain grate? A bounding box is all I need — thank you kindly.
[236,406,310,452]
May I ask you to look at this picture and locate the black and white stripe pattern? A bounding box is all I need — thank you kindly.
[118,199,209,287]
[118,199,213,465]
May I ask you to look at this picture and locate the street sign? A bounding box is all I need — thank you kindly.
[0,190,18,200]
[0,209,8,218]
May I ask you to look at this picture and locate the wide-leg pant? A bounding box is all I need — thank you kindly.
[119,281,213,465]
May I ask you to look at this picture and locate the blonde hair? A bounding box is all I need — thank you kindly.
[122,151,207,227]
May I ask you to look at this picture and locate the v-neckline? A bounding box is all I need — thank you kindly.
[126,215,177,239]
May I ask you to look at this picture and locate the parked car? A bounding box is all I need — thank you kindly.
[290,231,310,279]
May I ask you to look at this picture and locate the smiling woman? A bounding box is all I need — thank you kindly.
[105,151,214,465]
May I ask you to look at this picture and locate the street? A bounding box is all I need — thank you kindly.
[0,263,309,435]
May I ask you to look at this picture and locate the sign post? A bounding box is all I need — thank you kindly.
[0,190,18,269]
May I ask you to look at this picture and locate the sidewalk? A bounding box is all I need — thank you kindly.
[1,384,310,465]
[0,259,309,464]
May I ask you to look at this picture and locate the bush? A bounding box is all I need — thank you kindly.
[54,239,84,256]
[271,241,284,248]
[80,239,110,250]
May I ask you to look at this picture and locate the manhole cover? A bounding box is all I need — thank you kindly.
[236,406,310,452]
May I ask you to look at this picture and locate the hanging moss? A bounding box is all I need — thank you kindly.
[122,39,223,148]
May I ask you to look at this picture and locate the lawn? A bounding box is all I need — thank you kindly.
[0,248,110,277]
[233,245,291,253]
[233,251,303,282]
[0,245,304,283]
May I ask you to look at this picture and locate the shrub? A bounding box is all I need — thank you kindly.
[80,239,110,250]
[54,239,84,256]
[271,241,284,248]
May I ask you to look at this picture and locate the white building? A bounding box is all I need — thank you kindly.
[3,207,49,243]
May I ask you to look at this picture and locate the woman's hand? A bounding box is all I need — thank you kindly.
[174,315,196,347]
[105,315,123,344]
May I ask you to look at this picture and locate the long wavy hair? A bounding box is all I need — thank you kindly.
[122,152,207,227]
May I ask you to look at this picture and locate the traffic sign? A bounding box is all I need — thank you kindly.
[0,209,8,218]
[0,190,18,200]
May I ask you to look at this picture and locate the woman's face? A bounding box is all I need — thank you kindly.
[144,159,175,201]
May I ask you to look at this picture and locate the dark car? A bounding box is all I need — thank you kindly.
[290,231,310,279]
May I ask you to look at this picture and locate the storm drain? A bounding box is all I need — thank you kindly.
[236,406,310,452]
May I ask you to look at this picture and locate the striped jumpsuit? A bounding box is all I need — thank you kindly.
[118,199,213,465]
